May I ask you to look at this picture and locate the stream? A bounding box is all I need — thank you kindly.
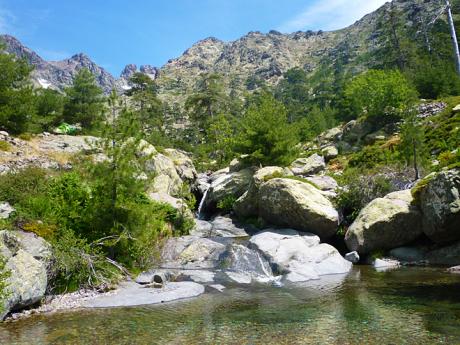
[1,266,460,344]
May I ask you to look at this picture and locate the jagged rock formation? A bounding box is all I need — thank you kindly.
[0,35,117,93]
[117,64,159,91]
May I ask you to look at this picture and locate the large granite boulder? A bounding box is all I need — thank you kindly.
[146,153,183,196]
[0,202,15,219]
[2,250,47,319]
[249,229,351,282]
[220,243,273,284]
[163,149,197,183]
[233,166,290,218]
[0,230,51,320]
[160,236,231,270]
[321,146,338,161]
[190,217,254,238]
[318,126,343,145]
[82,281,205,308]
[345,190,422,254]
[148,192,193,218]
[290,154,325,176]
[204,168,253,210]
[418,169,460,244]
[258,178,339,239]
[304,175,338,192]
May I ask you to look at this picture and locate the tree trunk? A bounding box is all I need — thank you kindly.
[446,0,460,74]
[413,139,419,181]
[390,3,405,70]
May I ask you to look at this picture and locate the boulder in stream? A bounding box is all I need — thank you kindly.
[249,229,351,283]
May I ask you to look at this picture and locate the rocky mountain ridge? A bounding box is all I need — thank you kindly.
[0,0,441,100]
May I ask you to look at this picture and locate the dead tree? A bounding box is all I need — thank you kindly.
[445,0,460,74]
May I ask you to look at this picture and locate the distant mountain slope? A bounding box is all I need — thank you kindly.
[0,35,117,93]
[153,0,442,104]
[0,0,442,100]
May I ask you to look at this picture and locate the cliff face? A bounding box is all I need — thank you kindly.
[0,0,441,98]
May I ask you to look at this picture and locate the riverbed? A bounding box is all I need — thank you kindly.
[1,267,460,344]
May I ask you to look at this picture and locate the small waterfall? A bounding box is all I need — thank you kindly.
[197,187,210,220]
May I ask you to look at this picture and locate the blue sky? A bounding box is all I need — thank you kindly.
[0,0,387,76]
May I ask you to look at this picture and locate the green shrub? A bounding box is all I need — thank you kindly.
[348,143,400,169]
[411,173,436,201]
[0,167,49,206]
[337,169,394,225]
[0,140,11,151]
[343,69,418,129]
[262,171,284,182]
[217,195,237,213]
[22,221,57,239]
[18,133,32,141]
[49,228,120,293]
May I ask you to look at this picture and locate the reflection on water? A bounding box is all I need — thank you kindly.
[1,267,460,345]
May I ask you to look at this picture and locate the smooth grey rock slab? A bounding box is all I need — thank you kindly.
[82,281,205,308]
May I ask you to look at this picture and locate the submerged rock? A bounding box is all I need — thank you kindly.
[249,229,351,283]
[345,190,422,254]
[258,178,339,239]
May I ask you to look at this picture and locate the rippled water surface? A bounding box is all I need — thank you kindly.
[1,267,460,345]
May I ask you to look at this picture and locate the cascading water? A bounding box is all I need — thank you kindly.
[197,187,210,220]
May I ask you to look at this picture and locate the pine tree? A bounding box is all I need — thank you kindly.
[207,114,235,165]
[126,72,169,146]
[0,44,35,134]
[63,68,105,129]
[33,88,65,131]
[185,73,228,124]
[400,109,426,181]
[86,92,153,245]
[235,92,300,166]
